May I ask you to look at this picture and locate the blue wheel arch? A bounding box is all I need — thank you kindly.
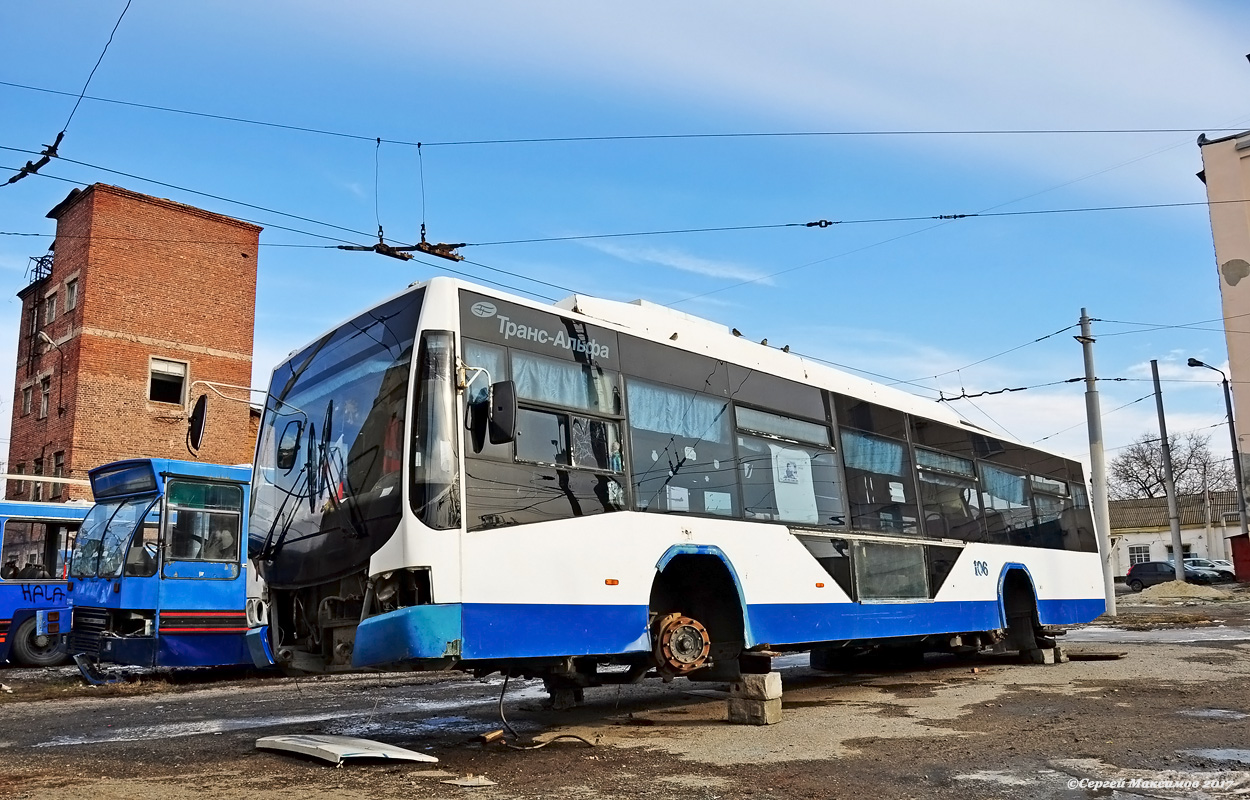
[996,562,1038,628]
[654,544,756,647]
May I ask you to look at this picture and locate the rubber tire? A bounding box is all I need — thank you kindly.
[10,617,69,667]
[1128,579,1144,592]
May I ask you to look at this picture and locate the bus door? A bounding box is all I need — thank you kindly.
[154,479,250,667]
[0,510,82,666]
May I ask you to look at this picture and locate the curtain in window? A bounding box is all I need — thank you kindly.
[915,448,974,476]
[980,464,1027,504]
[513,351,614,412]
[842,430,904,476]
[625,379,728,442]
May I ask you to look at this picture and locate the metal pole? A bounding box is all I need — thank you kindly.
[1152,360,1186,581]
[1219,375,1250,547]
[1079,310,1116,615]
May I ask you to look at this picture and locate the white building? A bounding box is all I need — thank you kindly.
[1108,490,1238,577]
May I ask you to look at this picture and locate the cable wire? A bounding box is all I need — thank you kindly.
[3,81,1245,146]
[62,0,133,133]
[496,672,594,751]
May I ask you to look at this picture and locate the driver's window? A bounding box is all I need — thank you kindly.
[124,522,159,577]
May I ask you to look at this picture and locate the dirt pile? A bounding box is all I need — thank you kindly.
[1136,580,1230,602]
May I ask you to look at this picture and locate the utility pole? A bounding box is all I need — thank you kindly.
[1079,310,1116,616]
[1152,359,1186,581]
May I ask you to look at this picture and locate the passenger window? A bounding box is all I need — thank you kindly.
[627,378,737,516]
[979,464,1031,544]
[734,406,843,526]
[840,429,919,535]
[916,448,985,541]
[164,481,243,566]
[512,350,619,414]
[1,520,79,580]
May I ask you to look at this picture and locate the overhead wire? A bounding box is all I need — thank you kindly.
[3,80,1246,146]
[0,158,571,300]
[3,1,132,187]
[1031,393,1156,445]
[896,322,1080,387]
[61,0,133,134]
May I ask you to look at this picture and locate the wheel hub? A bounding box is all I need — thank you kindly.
[653,613,711,675]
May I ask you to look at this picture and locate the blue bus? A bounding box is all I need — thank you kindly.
[0,499,90,666]
[64,459,256,673]
[238,277,1103,696]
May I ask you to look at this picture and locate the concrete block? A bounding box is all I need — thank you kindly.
[729,671,783,701]
[1053,646,1069,664]
[727,696,782,725]
[1022,647,1056,665]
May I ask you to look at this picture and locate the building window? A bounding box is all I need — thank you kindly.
[1128,544,1150,565]
[1165,544,1193,559]
[21,386,31,416]
[65,279,77,311]
[38,377,50,419]
[149,358,188,405]
[32,459,43,502]
[13,464,25,496]
[51,452,64,499]
[29,302,39,335]
[44,293,56,324]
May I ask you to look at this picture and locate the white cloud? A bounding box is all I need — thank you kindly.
[583,240,774,285]
[284,1,1250,201]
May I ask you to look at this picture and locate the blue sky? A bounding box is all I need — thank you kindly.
[2,1,1249,470]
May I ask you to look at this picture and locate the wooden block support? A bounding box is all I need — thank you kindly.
[727,697,782,725]
[729,671,783,701]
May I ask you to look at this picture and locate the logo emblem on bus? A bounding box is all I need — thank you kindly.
[471,301,497,318]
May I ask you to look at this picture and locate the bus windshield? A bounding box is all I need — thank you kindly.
[251,289,423,586]
[69,496,159,579]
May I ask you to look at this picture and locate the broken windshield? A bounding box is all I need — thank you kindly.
[69,495,159,579]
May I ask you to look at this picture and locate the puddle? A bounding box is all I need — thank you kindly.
[1178,709,1250,721]
[1064,625,1250,644]
[953,770,1035,786]
[34,683,548,747]
[1181,749,1250,765]
[327,715,481,738]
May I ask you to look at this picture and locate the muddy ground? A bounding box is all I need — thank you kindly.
[3,598,1250,799]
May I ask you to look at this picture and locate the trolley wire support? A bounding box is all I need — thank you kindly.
[3,132,63,186]
[337,225,465,263]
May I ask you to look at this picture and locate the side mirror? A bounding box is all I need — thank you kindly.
[276,419,303,471]
[488,380,517,445]
[187,394,208,452]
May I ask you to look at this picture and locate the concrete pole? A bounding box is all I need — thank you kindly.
[1219,374,1250,551]
[1152,359,1186,581]
[1079,310,1116,616]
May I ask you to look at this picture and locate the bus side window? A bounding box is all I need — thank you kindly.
[2,519,76,580]
[625,377,737,517]
[840,429,919,535]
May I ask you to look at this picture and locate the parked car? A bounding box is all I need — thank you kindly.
[1125,561,1224,592]
[1181,557,1237,583]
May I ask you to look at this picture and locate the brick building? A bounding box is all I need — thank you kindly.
[7,184,261,501]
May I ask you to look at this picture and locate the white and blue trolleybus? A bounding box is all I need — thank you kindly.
[241,276,1104,696]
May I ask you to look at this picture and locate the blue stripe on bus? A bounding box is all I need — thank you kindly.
[462,603,651,660]
[351,596,1105,666]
